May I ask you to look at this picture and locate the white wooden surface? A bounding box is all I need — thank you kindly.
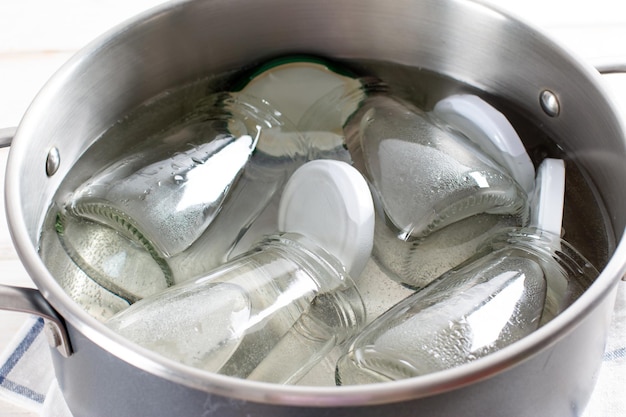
[1,1,626,415]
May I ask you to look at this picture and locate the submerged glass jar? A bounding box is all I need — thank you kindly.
[335,228,598,385]
[300,83,530,289]
[303,87,529,239]
[105,157,375,384]
[56,92,308,304]
[106,233,365,385]
[67,92,280,257]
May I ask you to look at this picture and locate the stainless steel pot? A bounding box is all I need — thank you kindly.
[2,0,626,416]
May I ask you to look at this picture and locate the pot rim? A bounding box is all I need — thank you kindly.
[5,0,626,407]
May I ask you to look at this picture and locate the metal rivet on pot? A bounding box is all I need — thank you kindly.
[46,147,60,177]
[43,320,72,358]
[44,321,62,349]
[540,90,560,117]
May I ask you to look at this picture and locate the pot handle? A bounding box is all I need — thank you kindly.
[0,285,72,357]
[0,128,72,357]
[595,63,626,74]
[0,127,15,148]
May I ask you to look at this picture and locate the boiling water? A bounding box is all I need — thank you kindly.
[38,58,615,385]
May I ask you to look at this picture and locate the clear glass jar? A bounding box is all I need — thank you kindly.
[106,233,365,385]
[67,92,282,257]
[56,92,308,304]
[335,228,598,385]
[344,93,528,239]
[300,84,530,289]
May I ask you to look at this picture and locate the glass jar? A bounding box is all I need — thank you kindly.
[335,228,598,385]
[300,84,530,289]
[56,92,307,304]
[106,158,375,385]
[106,233,366,385]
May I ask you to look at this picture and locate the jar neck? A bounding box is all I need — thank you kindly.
[485,227,599,286]
[252,232,352,291]
[250,232,366,339]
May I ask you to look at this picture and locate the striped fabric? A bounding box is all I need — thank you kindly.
[0,317,54,413]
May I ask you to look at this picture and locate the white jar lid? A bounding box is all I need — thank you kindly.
[433,94,535,194]
[278,160,375,278]
[531,158,565,236]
